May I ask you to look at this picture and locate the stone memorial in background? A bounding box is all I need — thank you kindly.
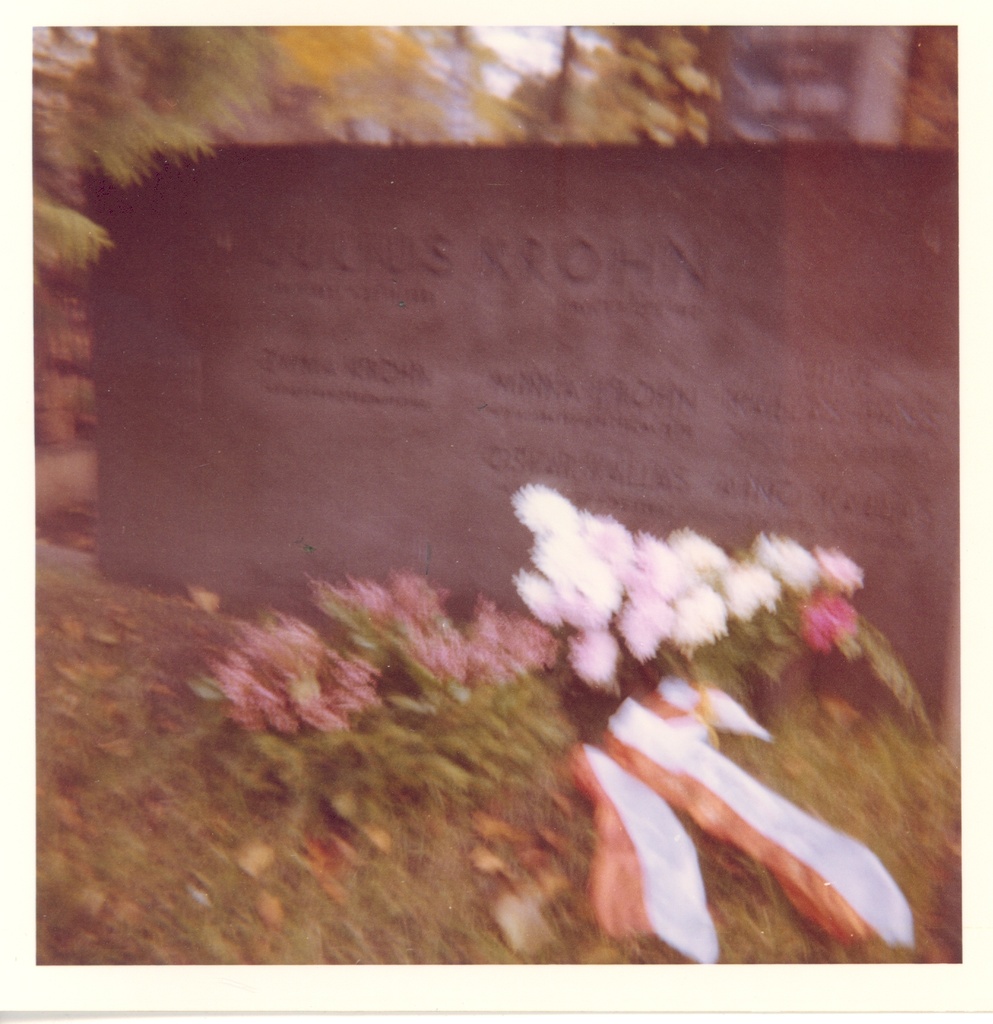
[89,144,957,719]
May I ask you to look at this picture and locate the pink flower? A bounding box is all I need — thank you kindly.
[314,572,448,631]
[801,592,859,653]
[212,614,380,733]
[388,572,448,628]
[617,594,676,662]
[814,547,864,595]
[314,577,394,624]
[466,599,558,684]
[406,623,471,683]
[569,629,620,692]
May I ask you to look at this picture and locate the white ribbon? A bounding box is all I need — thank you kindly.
[656,677,772,741]
[609,698,915,948]
[583,744,720,964]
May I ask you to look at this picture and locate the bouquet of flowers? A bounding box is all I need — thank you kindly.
[512,484,928,729]
[512,485,932,959]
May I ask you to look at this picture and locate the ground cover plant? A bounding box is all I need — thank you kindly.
[36,539,961,965]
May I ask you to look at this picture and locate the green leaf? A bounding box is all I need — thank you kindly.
[857,616,932,734]
[34,197,113,274]
[424,755,472,792]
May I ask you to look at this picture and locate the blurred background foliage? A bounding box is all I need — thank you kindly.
[32,25,957,442]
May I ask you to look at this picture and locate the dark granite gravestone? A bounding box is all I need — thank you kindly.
[89,145,957,719]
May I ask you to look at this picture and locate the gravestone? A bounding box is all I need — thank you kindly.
[720,27,912,144]
[89,145,957,719]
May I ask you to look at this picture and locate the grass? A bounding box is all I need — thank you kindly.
[36,547,961,965]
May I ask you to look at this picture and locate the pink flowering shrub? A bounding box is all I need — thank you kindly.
[313,572,558,693]
[212,613,380,733]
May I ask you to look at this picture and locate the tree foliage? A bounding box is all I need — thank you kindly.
[271,26,451,143]
[504,27,721,145]
[32,26,282,439]
[34,27,278,280]
[902,26,957,148]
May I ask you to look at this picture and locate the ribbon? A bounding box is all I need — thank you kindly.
[572,743,719,964]
[606,697,914,948]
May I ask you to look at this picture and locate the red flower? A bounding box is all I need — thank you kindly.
[801,592,858,653]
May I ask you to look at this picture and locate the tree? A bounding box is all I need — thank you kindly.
[506,27,722,145]
[902,26,957,148]
[33,27,280,440]
[269,26,450,143]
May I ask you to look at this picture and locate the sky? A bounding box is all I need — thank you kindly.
[472,26,565,96]
[471,26,603,98]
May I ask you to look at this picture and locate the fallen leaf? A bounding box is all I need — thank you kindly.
[79,886,107,916]
[580,940,627,964]
[52,795,85,831]
[360,823,392,854]
[96,737,134,758]
[472,811,530,846]
[186,675,225,701]
[237,841,276,878]
[59,616,86,642]
[518,845,551,873]
[112,898,144,926]
[187,586,221,614]
[302,835,353,903]
[88,661,120,681]
[819,695,862,728]
[537,827,570,855]
[106,604,139,628]
[550,790,574,818]
[88,625,123,646]
[330,790,358,821]
[55,659,122,685]
[187,882,212,907]
[492,885,554,955]
[536,869,571,899]
[55,662,87,684]
[51,686,81,711]
[332,834,358,865]
[256,890,285,930]
[469,845,511,877]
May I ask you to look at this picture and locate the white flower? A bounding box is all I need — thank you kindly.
[569,629,620,692]
[671,583,728,651]
[754,534,820,593]
[533,531,623,628]
[723,561,782,620]
[618,595,676,662]
[579,511,636,578]
[668,528,731,580]
[626,532,693,601]
[814,546,864,595]
[514,570,564,627]
[555,583,620,632]
[512,484,580,538]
